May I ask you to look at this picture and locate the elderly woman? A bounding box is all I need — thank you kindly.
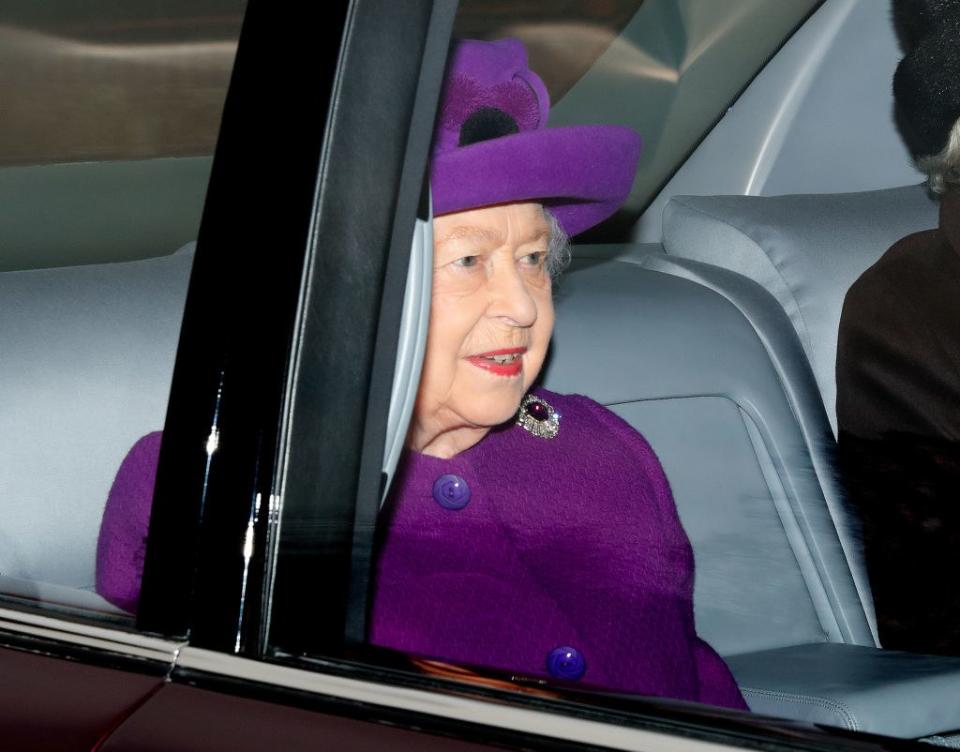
[97,39,746,710]
[836,1,960,654]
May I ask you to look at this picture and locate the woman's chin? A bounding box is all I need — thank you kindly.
[461,399,524,431]
[470,384,528,423]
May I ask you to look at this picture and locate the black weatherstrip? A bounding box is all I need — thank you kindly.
[264,0,457,658]
[341,0,458,647]
[137,0,350,645]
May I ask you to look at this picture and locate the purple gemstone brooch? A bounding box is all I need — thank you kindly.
[516,393,559,439]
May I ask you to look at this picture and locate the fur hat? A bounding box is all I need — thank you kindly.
[892,0,960,50]
[892,1,960,160]
[429,39,642,237]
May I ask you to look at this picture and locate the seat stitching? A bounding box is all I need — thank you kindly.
[739,686,860,731]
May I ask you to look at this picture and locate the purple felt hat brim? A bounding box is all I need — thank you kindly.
[431,124,642,237]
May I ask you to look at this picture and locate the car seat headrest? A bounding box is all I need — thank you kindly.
[662,184,939,433]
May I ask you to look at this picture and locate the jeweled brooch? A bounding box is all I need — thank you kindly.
[516,393,559,439]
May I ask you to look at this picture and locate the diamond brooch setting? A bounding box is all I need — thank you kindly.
[516,394,559,439]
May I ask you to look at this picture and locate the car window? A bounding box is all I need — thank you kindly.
[117,0,960,749]
[47,0,944,746]
[0,0,244,622]
[454,0,821,237]
[260,0,851,734]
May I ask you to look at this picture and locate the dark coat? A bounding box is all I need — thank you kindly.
[837,189,960,442]
[836,189,960,654]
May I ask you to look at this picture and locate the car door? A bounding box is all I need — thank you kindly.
[0,0,446,747]
[98,1,880,750]
[0,0,504,748]
[0,0,919,749]
[0,0,241,747]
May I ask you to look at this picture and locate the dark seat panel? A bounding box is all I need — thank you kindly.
[729,643,960,738]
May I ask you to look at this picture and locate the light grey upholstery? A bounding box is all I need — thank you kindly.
[545,253,960,737]
[0,244,194,592]
[542,258,876,656]
[728,644,960,738]
[0,574,128,619]
[660,185,940,433]
[638,251,877,643]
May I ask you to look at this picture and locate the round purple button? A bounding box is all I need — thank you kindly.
[432,474,471,510]
[546,646,586,681]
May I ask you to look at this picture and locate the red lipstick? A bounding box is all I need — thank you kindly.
[467,347,526,377]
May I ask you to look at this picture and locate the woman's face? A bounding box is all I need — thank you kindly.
[411,202,555,457]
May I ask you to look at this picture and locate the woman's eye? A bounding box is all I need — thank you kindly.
[453,255,480,269]
[521,251,547,268]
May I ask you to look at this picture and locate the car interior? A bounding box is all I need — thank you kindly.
[541,0,960,739]
[3,0,960,743]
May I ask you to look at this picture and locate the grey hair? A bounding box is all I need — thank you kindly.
[543,208,571,279]
[917,118,960,194]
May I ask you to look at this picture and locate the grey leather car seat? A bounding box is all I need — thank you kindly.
[542,250,960,739]
[0,244,194,610]
[642,185,960,738]
[659,184,940,434]
[544,257,874,654]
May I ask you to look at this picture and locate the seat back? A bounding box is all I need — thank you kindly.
[541,256,876,656]
[0,246,194,590]
[661,185,940,434]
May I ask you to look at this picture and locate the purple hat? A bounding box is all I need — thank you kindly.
[430,39,642,237]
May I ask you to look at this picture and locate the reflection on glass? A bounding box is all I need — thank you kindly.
[456,0,820,228]
[0,0,244,167]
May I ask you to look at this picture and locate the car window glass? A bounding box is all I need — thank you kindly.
[456,0,820,234]
[0,0,244,622]
[268,0,784,709]
[265,0,960,747]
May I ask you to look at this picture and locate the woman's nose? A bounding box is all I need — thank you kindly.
[486,264,538,327]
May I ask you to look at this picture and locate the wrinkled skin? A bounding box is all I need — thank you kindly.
[409,202,555,458]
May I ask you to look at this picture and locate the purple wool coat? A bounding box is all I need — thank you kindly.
[369,390,745,709]
[96,390,745,710]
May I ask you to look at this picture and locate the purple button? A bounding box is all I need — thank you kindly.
[546,646,586,681]
[432,474,471,510]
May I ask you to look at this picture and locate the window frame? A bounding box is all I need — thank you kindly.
[257,0,457,659]
[150,0,905,748]
[136,0,352,646]
[0,0,924,749]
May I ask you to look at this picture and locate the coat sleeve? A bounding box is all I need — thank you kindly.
[95,431,162,612]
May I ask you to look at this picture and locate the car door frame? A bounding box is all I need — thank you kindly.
[0,0,910,749]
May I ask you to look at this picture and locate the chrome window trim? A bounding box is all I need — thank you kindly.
[0,605,183,664]
[176,647,744,752]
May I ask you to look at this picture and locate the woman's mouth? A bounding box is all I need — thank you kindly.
[467,348,526,377]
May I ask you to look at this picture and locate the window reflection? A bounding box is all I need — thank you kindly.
[455,0,820,233]
[0,0,244,166]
